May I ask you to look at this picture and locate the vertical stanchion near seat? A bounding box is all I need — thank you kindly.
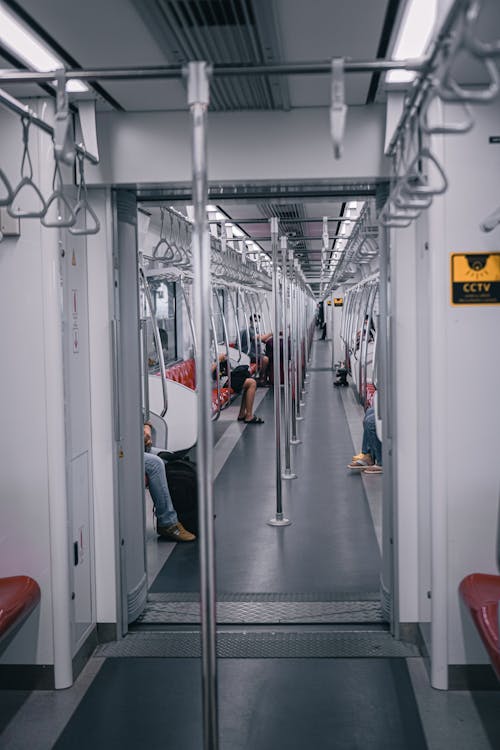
[296,276,304,418]
[281,236,297,479]
[290,260,301,442]
[187,61,219,750]
[268,218,291,527]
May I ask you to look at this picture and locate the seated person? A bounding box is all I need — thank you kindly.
[213,354,264,424]
[241,316,272,384]
[347,406,382,474]
[144,423,196,541]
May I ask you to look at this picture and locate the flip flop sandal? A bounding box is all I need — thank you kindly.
[237,416,246,421]
[244,416,264,424]
[364,465,383,474]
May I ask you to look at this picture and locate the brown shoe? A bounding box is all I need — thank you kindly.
[157,522,196,542]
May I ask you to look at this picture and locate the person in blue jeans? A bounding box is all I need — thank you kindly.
[144,423,195,541]
[348,406,382,474]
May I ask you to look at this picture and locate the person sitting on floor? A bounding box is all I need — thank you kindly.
[213,353,264,424]
[144,423,196,541]
[347,406,382,474]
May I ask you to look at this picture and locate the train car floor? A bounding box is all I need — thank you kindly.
[147,340,381,600]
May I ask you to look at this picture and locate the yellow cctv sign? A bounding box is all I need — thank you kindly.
[451,253,500,305]
[333,298,343,307]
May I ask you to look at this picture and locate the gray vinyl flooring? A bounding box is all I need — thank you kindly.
[1,339,499,750]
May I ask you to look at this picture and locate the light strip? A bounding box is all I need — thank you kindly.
[0,3,88,92]
[386,0,438,84]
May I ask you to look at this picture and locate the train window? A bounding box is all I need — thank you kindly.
[212,289,226,345]
[142,277,177,369]
[180,283,195,360]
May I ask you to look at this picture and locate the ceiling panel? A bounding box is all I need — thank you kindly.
[4,0,391,111]
[276,0,390,106]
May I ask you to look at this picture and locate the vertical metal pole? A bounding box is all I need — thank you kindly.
[268,218,291,527]
[187,61,219,750]
[281,237,297,479]
[331,293,336,370]
[299,276,306,403]
[295,274,304,419]
[290,262,301,443]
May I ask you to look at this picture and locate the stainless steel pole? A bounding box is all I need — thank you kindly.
[290,261,301,444]
[281,237,297,480]
[187,61,219,750]
[268,218,291,527]
[296,284,303,420]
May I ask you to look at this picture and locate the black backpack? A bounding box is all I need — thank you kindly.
[157,453,198,535]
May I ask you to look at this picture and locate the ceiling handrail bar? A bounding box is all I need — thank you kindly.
[0,58,427,86]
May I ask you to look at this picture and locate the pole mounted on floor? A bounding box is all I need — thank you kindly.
[187,60,220,750]
[281,236,297,479]
[290,259,301,443]
[268,217,291,527]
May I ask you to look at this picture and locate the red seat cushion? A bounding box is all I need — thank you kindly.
[0,576,41,642]
[164,358,196,390]
[459,573,500,679]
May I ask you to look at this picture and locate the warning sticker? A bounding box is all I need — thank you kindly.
[451,253,500,305]
[333,297,344,307]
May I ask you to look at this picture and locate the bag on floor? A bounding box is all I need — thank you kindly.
[158,454,198,535]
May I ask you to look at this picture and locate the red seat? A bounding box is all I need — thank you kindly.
[164,358,196,390]
[0,576,41,645]
[459,573,500,680]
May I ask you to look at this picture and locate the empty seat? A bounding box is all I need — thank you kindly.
[459,573,500,680]
[0,575,41,647]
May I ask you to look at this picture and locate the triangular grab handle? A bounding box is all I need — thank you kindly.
[7,177,47,219]
[69,199,100,235]
[41,190,76,228]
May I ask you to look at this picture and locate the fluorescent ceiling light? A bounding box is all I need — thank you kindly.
[0,3,88,92]
[386,0,438,84]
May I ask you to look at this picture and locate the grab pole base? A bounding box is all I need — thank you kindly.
[268,514,292,527]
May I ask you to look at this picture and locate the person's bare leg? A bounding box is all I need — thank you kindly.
[243,378,257,420]
[259,355,269,383]
[237,388,248,420]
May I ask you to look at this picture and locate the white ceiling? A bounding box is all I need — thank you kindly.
[2,0,498,291]
[1,0,393,110]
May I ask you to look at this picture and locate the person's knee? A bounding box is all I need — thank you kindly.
[144,455,161,480]
[246,378,256,391]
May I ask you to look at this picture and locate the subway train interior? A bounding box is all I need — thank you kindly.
[1,0,500,748]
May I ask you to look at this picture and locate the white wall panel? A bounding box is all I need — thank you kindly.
[390,225,420,623]
[86,190,119,626]
[0,106,57,665]
[86,106,389,187]
[440,99,500,665]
